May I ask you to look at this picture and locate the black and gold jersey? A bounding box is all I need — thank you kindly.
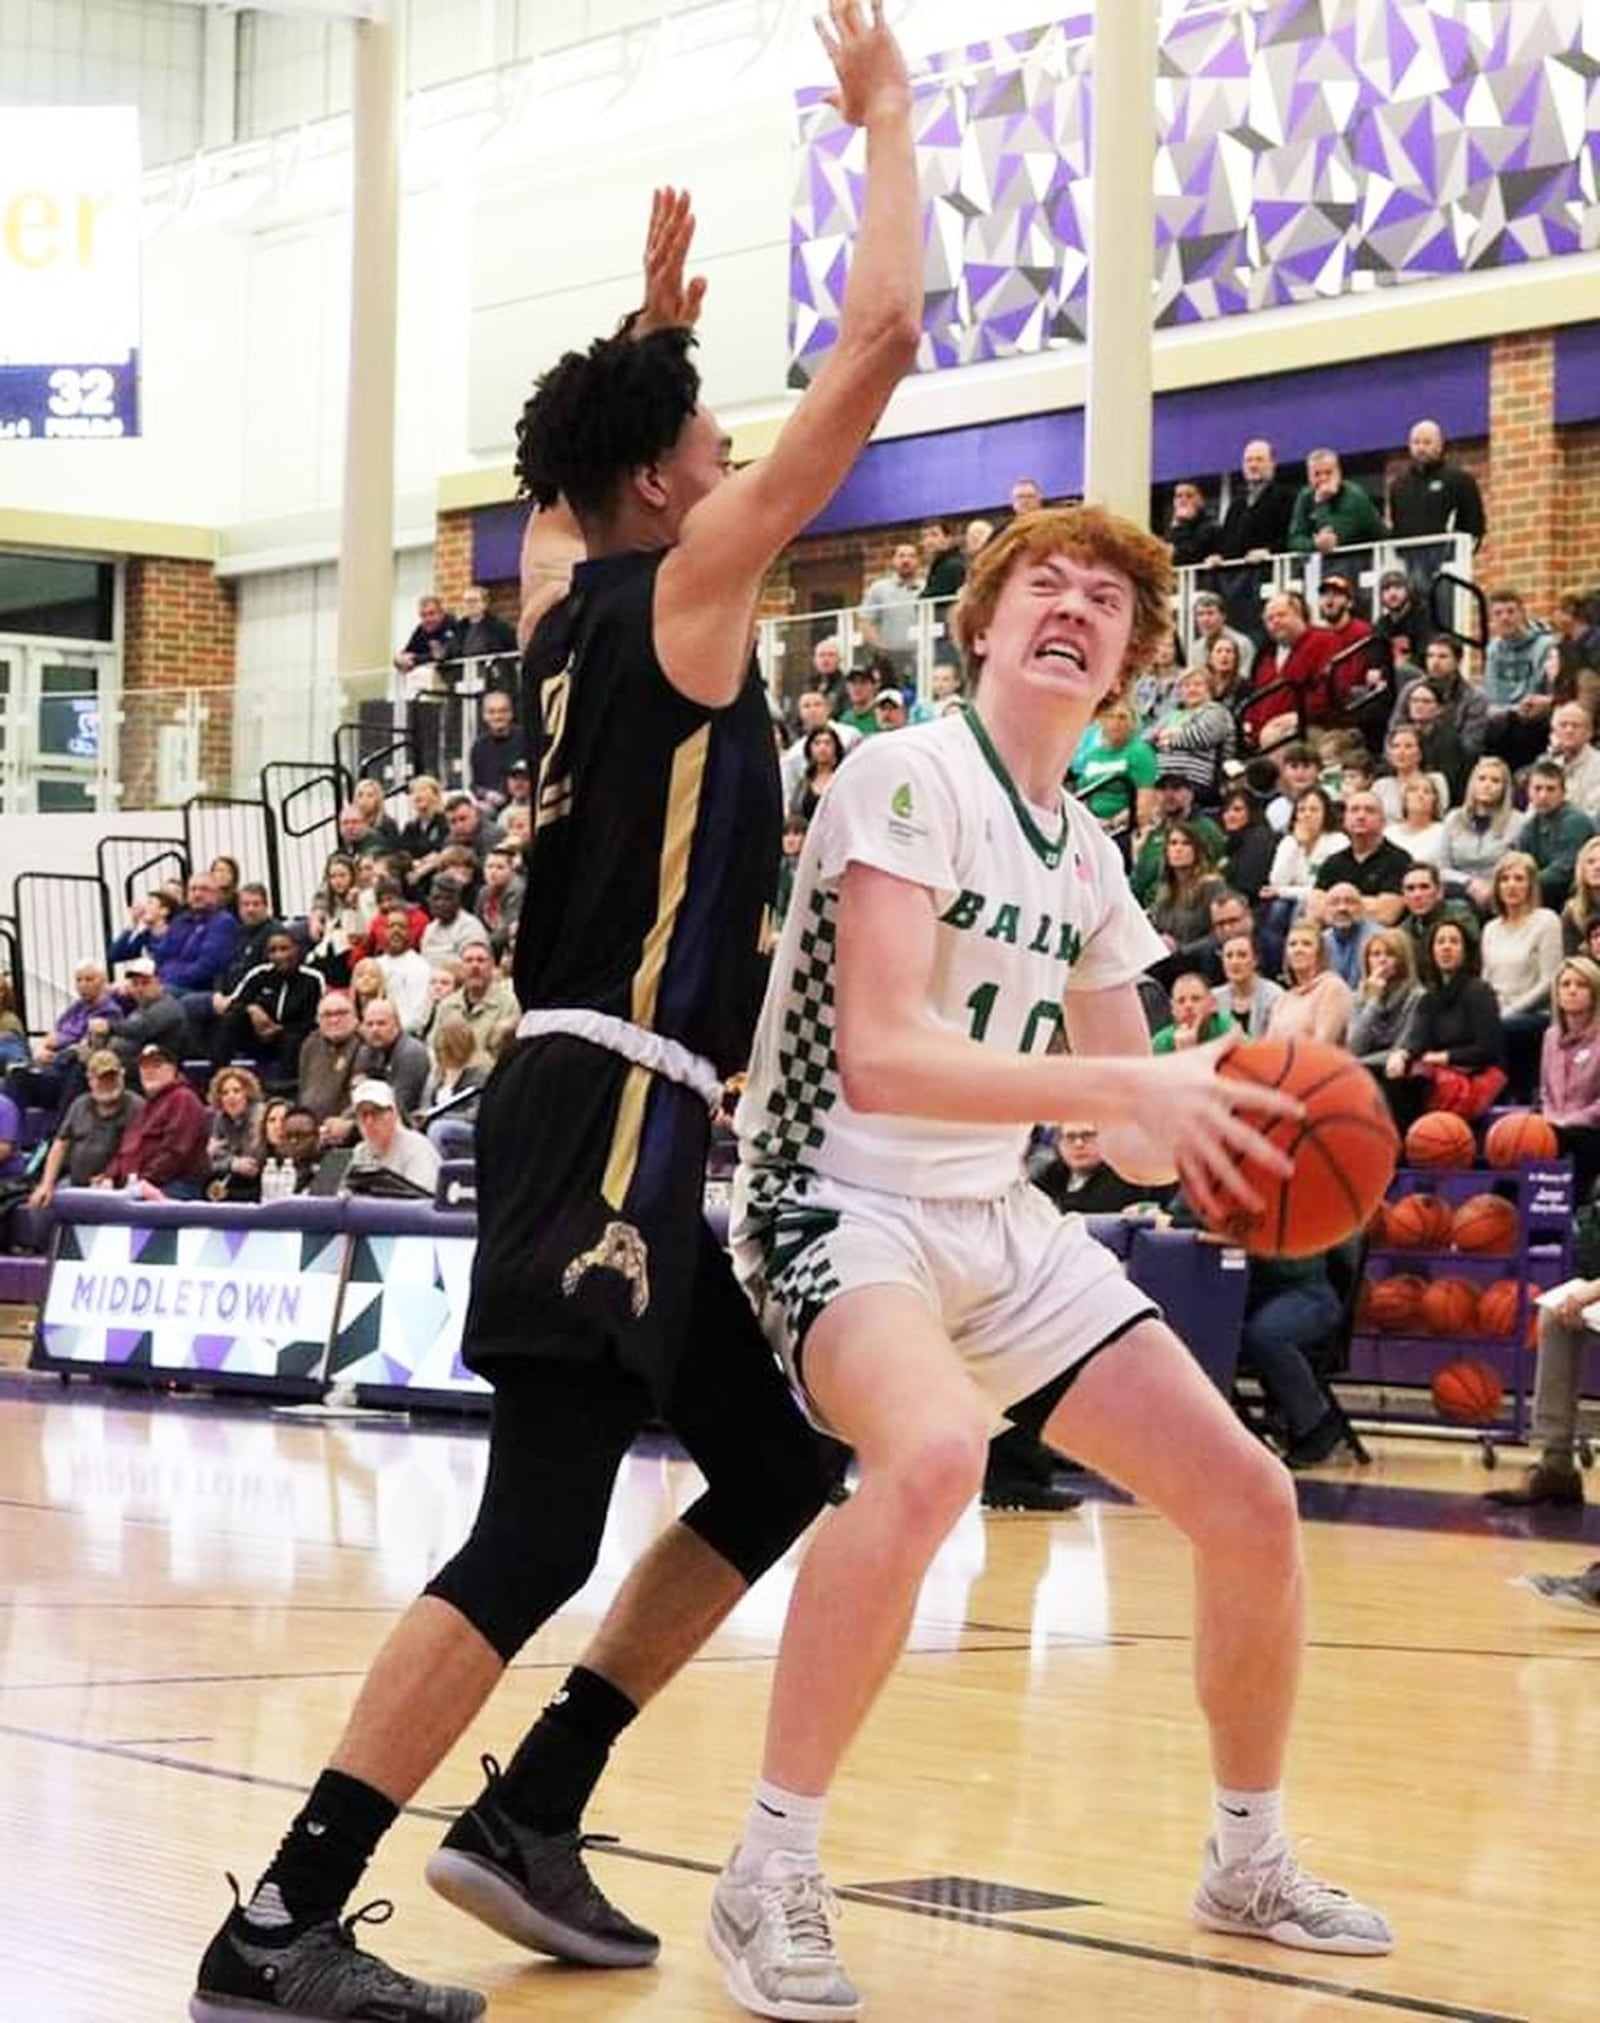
[512,549,779,1079]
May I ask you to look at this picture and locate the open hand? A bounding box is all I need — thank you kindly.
[816,0,912,128]
[635,186,708,335]
[1140,1035,1301,1227]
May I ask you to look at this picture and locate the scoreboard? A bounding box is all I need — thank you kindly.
[0,108,141,440]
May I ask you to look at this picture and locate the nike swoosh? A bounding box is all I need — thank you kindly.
[717,1901,762,1948]
[1219,1804,1251,1817]
[473,1806,519,1865]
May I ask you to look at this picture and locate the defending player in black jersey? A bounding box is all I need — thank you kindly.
[189,6,920,2018]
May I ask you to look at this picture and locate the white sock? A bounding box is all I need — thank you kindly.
[1214,1786,1283,1866]
[733,1779,827,1877]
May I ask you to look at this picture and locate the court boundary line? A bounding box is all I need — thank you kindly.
[0,1720,1527,2023]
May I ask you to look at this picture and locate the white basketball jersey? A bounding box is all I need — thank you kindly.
[736,709,1165,1199]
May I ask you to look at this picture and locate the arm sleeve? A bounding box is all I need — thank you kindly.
[1505,913,1564,1017]
[1286,488,1315,552]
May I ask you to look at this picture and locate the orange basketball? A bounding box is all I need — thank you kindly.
[1365,1273,1426,1333]
[1404,1111,1476,1171]
[1419,1276,1479,1337]
[1431,1357,1505,1425]
[1483,1110,1560,1170]
[1385,1192,1455,1250]
[1366,1199,1388,1246]
[1209,1037,1399,1257]
[1452,1191,1520,1255]
[1474,1279,1521,1338]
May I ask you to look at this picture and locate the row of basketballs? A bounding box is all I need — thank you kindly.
[1357,1273,1527,1339]
[1402,1108,1560,1172]
[1371,1190,1520,1255]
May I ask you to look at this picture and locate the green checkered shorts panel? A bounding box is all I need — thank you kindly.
[755,883,841,1162]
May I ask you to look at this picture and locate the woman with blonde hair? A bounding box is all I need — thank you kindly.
[1267,921,1352,1046]
[1438,755,1516,912]
[421,1013,488,1159]
[1560,834,1600,953]
[352,776,402,852]
[1347,929,1422,1076]
[1385,775,1446,867]
[1539,956,1600,1198]
[1481,849,1563,1100]
[206,1064,265,1201]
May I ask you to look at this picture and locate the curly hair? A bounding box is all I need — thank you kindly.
[514,327,701,518]
[950,505,1174,694]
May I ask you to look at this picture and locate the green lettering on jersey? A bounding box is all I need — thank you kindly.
[985,903,1021,945]
[1056,920,1084,965]
[1027,912,1053,954]
[940,889,985,930]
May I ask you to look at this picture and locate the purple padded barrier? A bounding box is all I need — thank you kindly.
[1555,324,1600,427]
[1126,1226,1248,1395]
[44,1188,347,1233]
[339,1198,477,1240]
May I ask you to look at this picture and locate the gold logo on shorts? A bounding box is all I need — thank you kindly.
[561,1220,651,1317]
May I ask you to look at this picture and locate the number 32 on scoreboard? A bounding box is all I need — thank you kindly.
[47,368,116,418]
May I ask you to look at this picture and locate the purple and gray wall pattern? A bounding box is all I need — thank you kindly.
[788,0,1600,387]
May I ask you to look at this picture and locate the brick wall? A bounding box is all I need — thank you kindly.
[1486,331,1560,608]
[434,509,475,607]
[1556,422,1600,594]
[121,557,237,808]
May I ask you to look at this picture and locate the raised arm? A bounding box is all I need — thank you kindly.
[516,500,584,650]
[656,1,922,705]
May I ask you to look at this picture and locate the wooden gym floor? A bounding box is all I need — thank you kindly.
[2,1371,1595,2023]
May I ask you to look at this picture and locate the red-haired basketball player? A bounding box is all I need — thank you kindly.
[711,505,1393,2018]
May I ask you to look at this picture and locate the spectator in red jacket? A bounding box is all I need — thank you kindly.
[96,1044,211,1199]
[1242,591,1342,748]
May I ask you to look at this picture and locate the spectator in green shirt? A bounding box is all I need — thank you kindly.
[1070,698,1158,839]
[1153,970,1237,1052]
[1288,447,1388,554]
[836,661,882,737]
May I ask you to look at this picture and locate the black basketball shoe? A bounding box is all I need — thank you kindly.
[425,1756,659,1968]
[190,1877,485,2020]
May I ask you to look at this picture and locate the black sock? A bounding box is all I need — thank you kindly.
[244,1769,399,1930]
[494,1666,639,1833]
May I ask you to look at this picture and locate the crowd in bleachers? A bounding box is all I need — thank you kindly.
[3,758,530,1221]
[8,426,1600,1483]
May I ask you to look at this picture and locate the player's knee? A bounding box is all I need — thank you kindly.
[876,1422,989,1539]
[1197,1445,1301,1567]
[425,1521,604,1664]
[684,1437,833,1584]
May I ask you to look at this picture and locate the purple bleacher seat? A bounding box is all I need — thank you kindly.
[1082,1213,1135,1258]
[704,1199,730,1248]
[0,1256,48,1302]
[1126,1226,1248,1394]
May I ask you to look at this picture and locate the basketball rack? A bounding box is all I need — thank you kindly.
[1348,1160,1573,1464]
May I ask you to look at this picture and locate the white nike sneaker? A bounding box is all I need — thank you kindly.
[706,1847,862,2021]
[1192,1835,1393,1955]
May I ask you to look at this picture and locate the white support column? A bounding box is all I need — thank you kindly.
[335,13,403,708]
[1084,1,1160,522]
[200,5,238,152]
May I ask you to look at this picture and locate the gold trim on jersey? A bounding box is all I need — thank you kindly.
[599,724,712,1208]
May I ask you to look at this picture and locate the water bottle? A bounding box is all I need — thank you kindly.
[262,1158,286,1201]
